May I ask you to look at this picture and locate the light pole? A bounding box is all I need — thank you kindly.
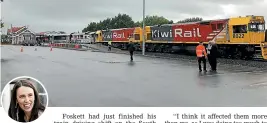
[0,0,2,106]
[142,0,146,55]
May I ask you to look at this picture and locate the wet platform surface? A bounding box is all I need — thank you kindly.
[1,45,267,107]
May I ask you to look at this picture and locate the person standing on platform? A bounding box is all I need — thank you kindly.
[34,43,37,51]
[207,41,218,72]
[207,41,212,69]
[196,42,207,72]
[127,41,135,61]
[108,41,112,51]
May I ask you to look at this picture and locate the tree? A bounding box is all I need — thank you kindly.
[82,13,135,32]
[177,17,203,23]
[1,34,9,44]
[137,15,172,27]
[0,22,4,28]
[134,21,141,27]
[115,13,135,28]
[82,14,200,32]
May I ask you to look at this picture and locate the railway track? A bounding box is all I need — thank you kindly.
[137,50,266,64]
[91,44,267,71]
[56,43,267,72]
[133,51,267,73]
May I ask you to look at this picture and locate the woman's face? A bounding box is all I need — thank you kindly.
[16,86,35,113]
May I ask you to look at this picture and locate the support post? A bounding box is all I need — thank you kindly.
[142,0,146,55]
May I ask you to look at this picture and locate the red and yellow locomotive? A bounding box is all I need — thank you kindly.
[95,15,267,60]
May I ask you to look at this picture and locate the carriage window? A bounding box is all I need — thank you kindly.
[258,24,265,31]
[233,25,247,33]
[248,23,265,32]
[217,23,223,30]
[212,24,216,30]
[250,24,257,29]
[147,33,152,40]
[134,34,140,40]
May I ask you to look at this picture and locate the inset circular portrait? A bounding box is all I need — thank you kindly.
[1,76,49,122]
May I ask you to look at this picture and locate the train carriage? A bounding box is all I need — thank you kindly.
[96,27,138,50]
[143,19,228,53]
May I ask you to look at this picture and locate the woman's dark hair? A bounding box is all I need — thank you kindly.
[8,79,46,122]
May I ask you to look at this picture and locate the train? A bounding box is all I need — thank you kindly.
[36,32,95,45]
[94,15,267,60]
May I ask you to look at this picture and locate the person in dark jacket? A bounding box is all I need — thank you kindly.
[207,41,218,71]
[127,41,135,61]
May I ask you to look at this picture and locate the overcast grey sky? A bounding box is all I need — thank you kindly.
[1,0,267,33]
